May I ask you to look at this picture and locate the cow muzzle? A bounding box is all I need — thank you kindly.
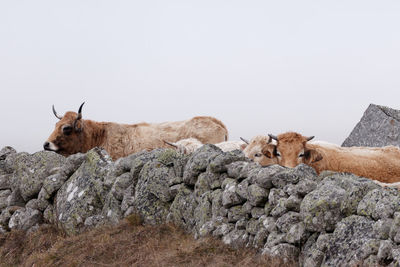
[43,141,59,152]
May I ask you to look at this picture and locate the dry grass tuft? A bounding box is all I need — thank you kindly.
[0,217,297,267]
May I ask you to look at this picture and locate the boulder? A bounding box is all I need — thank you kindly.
[54,148,114,235]
[342,104,400,147]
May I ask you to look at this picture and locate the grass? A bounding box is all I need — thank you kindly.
[0,215,297,267]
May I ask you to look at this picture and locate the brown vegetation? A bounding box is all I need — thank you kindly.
[0,215,297,267]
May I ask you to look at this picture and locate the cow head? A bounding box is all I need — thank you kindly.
[44,102,86,156]
[242,135,278,166]
[268,132,323,168]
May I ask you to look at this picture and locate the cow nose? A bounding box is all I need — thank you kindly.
[43,141,50,150]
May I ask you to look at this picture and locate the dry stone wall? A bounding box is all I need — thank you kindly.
[1,145,400,266]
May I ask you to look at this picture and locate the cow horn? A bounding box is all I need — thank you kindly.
[163,140,178,148]
[240,137,249,144]
[52,105,62,120]
[268,134,278,141]
[76,102,85,120]
[306,136,315,141]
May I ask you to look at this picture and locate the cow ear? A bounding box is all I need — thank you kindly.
[262,144,276,159]
[74,120,84,132]
[240,143,247,150]
[304,149,323,164]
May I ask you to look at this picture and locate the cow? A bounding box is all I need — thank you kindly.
[242,135,278,166]
[44,103,229,160]
[267,131,400,183]
[163,138,247,154]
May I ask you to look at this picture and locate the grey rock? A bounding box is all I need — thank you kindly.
[211,189,228,218]
[252,165,285,189]
[265,231,286,248]
[323,215,377,266]
[247,184,269,207]
[377,240,394,262]
[268,188,288,206]
[54,148,114,235]
[227,205,248,223]
[272,164,317,188]
[275,211,301,233]
[0,189,11,209]
[168,186,196,232]
[0,146,16,161]
[253,228,269,249]
[182,145,221,185]
[114,151,148,176]
[84,215,106,228]
[8,207,43,231]
[295,178,317,197]
[61,153,86,177]
[0,174,11,190]
[208,150,246,173]
[235,218,248,230]
[285,194,302,212]
[262,216,277,233]
[7,188,25,207]
[251,207,265,219]
[300,183,346,232]
[359,239,381,260]
[111,173,133,201]
[194,193,212,232]
[42,173,69,198]
[358,188,399,220]
[373,218,393,240]
[133,150,184,225]
[222,229,249,249]
[213,223,234,237]
[226,161,251,180]
[194,172,211,202]
[285,222,309,245]
[263,243,299,262]
[222,180,244,208]
[363,255,381,266]
[270,198,288,218]
[236,178,249,200]
[198,220,216,237]
[43,204,55,224]
[246,218,261,235]
[391,212,400,243]
[342,104,400,147]
[169,184,184,200]
[0,206,22,228]
[14,151,66,202]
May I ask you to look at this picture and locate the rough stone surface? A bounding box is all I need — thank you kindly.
[1,143,400,266]
[342,103,400,147]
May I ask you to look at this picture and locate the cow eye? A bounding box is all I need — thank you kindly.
[62,126,73,135]
[254,153,262,157]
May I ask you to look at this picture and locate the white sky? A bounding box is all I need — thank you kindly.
[1,1,400,153]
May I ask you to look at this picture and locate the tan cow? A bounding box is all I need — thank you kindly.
[44,103,228,160]
[268,131,400,183]
[242,135,278,166]
[164,138,247,154]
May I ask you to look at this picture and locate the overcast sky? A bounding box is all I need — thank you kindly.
[1,1,400,153]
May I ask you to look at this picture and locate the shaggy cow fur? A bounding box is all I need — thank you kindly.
[44,104,228,160]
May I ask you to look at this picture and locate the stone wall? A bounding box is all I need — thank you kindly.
[1,145,400,266]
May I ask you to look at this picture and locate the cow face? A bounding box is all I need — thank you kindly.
[243,135,278,166]
[44,103,85,156]
[268,132,322,168]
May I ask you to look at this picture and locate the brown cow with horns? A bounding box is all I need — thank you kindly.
[44,103,229,160]
[266,131,400,183]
